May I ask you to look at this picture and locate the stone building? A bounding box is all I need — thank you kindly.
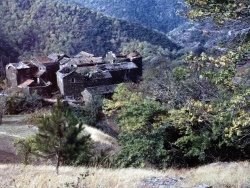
[6,56,59,96]
[57,66,113,100]
[5,50,142,100]
[57,51,142,100]
[59,51,104,69]
[6,61,38,87]
[81,84,117,103]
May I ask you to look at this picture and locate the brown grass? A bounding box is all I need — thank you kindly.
[84,125,120,155]
[178,162,250,188]
[0,162,250,188]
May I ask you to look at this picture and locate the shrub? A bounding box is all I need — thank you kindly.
[5,92,44,114]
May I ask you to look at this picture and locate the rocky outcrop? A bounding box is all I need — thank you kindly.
[141,176,181,188]
[141,176,214,188]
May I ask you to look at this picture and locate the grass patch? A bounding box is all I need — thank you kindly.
[0,162,250,187]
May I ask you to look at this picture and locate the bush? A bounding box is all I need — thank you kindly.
[71,96,102,127]
[5,92,44,114]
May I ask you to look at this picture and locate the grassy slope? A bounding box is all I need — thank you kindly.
[0,162,250,187]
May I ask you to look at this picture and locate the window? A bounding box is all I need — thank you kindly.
[71,78,76,83]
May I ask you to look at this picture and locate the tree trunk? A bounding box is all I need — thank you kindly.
[56,152,60,174]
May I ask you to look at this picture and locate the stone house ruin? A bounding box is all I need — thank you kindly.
[5,50,142,100]
[6,56,59,96]
[57,51,142,101]
[57,66,113,100]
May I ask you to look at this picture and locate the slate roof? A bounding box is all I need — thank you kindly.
[87,71,112,80]
[48,53,69,61]
[72,51,103,66]
[59,57,71,65]
[98,62,138,71]
[73,57,103,65]
[74,51,94,58]
[6,61,36,69]
[33,56,55,64]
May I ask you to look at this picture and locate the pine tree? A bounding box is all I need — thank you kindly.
[33,100,93,173]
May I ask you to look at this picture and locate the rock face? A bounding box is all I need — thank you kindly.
[63,0,187,33]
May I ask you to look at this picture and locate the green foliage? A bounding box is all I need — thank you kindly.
[13,136,36,165]
[115,130,167,168]
[104,84,169,167]
[24,108,51,125]
[65,0,186,33]
[5,92,43,114]
[83,96,102,127]
[0,0,177,60]
[71,96,102,127]
[172,66,190,81]
[120,40,171,62]
[101,0,250,169]
[104,41,250,167]
[103,84,140,116]
[19,100,93,172]
[36,100,93,168]
[185,0,250,24]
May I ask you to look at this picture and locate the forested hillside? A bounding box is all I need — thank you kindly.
[0,0,178,61]
[2,0,250,179]
[62,0,187,33]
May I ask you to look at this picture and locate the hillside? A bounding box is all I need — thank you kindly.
[167,19,250,55]
[1,114,250,188]
[62,0,187,33]
[0,0,178,62]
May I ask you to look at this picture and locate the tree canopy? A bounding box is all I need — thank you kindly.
[185,0,250,24]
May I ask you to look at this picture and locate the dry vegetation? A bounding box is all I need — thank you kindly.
[0,162,250,188]
[84,125,120,155]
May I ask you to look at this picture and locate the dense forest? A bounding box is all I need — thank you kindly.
[0,0,178,62]
[61,0,187,33]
